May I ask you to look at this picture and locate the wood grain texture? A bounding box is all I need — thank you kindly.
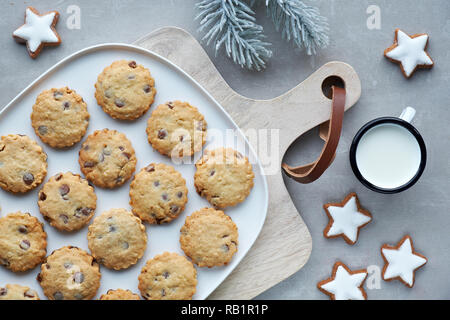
[134,27,361,299]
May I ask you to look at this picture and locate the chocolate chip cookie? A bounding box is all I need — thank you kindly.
[129,163,188,224]
[37,246,101,300]
[180,208,238,268]
[0,134,47,193]
[0,212,47,272]
[146,101,207,158]
[194,148,254,208]
[95,60,156,120]
[79,129,137,188]
[138,252,197,300]
[99,289,140,300]
[0,284,39,300]
[87,208,147,270]
[38,172,97,232]
[31,87,90,148]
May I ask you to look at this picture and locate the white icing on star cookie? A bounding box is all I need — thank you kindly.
[318,262,368,300]
[323,193,372,245]
[13,7,61,58]
[381,235,427,288]
[384,29,433,78]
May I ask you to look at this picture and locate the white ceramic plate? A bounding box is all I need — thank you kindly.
[0,44,268,300]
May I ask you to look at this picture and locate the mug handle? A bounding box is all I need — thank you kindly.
[282,86,346,183]
[399,106,416,123]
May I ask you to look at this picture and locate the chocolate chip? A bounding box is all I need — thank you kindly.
[122,152,131,159]
[167,102,174,109]
[222,244,229,252]
[170,205,179,214]
[23,172,34,185]
[64,262,72,269]
[53,91,63,100]
[161,193,168,201]
[73,272,84,284]
[83,144,90,151]
[19,239,30,250]
[161,288,166,297]
[0,288,7,296]
[18,225,28,234]
[128,74,136,80]
[104,89,112,99]
[46,264,51,269]
[162,271,169,279]
[210,170,215,176]
[39,192,47,201]
[84,161,95,168]
[76,207,93,217]
[55,173,63,181]
[122,242,129,250]
[177,191,183,198]
[36,273,42,282]
[109,225,116,232]
[153,181,160,187]
[128,61,137,68]
[146,165,155,172]
[158,129,168,139]
[116,176,123,184]
[38,125,48,135]
[53,292,64,300]
[63,101,70,110]
[179,135,184,142]
[118,146,125,151]
[222,234,229,238]
[59,184,70,197]
[74,208,81,218]
[115,99,125,108]
[24,290,35,298]
[60,214,69,224]
[143,85,151,93]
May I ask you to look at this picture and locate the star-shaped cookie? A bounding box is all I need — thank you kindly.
[323,193,372,245]
[384,29,433,78]
[317,262,368,300]
[13,7,61,58]
[381,235,427,288]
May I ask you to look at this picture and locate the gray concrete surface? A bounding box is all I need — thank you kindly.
[1,0,449,299]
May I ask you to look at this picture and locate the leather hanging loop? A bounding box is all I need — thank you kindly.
[282,86,346,183]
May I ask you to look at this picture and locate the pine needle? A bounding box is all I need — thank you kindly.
[196,0,273,71]
[265,0,329,55]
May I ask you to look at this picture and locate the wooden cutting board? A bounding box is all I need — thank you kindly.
[134,27,361,299]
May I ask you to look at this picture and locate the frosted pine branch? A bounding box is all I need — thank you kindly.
[265,0,329,55]
[196,0,272,71]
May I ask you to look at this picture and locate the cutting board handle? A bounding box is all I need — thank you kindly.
[282,86,346,183]
[134,27,362,299]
